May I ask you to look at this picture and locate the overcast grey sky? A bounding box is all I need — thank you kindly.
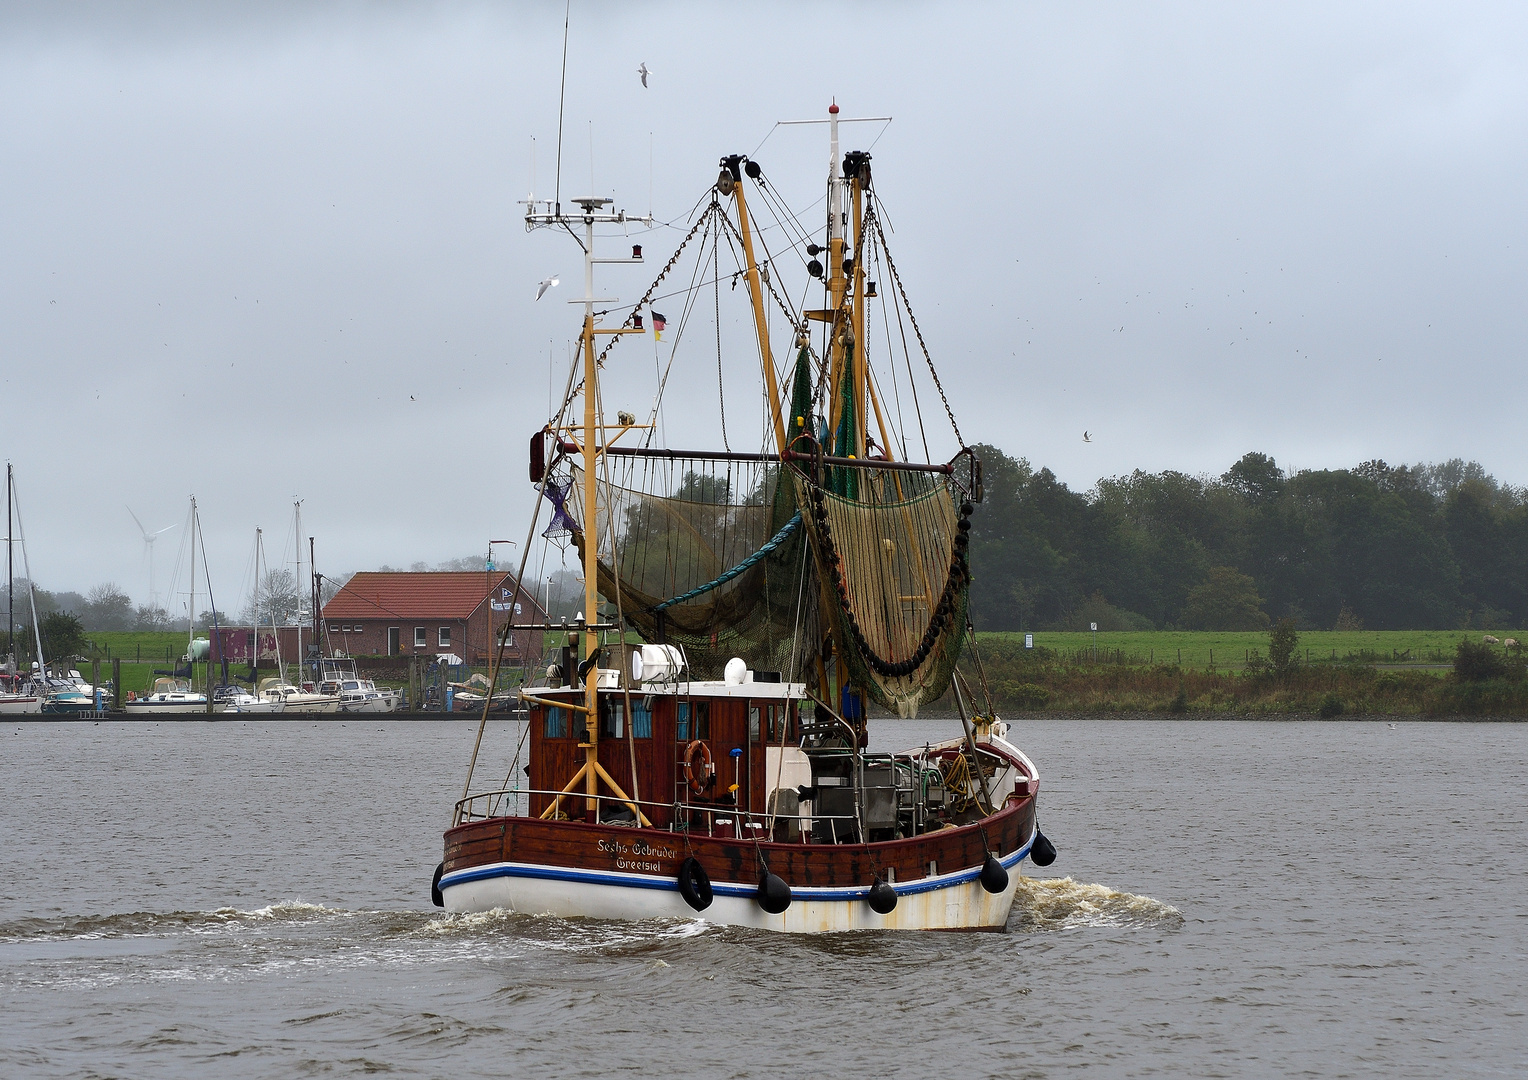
[4,2,1526,608]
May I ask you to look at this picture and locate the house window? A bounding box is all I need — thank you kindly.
[329,624,340,634]
[414,627,426,648]
[388,628,399,656]
[543,706,568,738]
[438,626,451,648]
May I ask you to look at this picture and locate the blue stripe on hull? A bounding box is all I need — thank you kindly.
[441,828,1034,901]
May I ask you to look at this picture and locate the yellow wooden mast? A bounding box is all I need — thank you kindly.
[729,162,788,454]
[850,169,868,459]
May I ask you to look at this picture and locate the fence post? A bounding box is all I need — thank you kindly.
[113,658,122,710]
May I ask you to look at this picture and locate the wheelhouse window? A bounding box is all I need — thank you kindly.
[414,626,426,648]
[601,700,624,740]
[769,703,792,743]
[543,706,568,738]
[676,700,709,741]
[631,698,652,738]
[438,626,451,648]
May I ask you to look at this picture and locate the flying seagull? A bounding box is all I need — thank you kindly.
[1083,431,1092,443]
[638,62,650,88]
[535,275,559,301]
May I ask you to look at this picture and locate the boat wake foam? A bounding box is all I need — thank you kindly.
[0,901,376,942]
[1010,876,1182,932]
[415,908,711,951]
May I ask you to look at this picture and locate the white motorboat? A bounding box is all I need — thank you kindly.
[317,658,400,713]
[257,676,341,713]
[123,677,210,714]
[212,684,285,714]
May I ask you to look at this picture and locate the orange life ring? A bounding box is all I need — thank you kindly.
[683,739,714,794]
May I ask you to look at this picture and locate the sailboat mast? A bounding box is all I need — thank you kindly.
[293,500,303,681]
[188,497,196,660]
[252,527,261,676]
[309,535,320,662]
[6,464,12,671]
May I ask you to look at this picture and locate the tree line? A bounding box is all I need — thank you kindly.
[966,445,1528,632]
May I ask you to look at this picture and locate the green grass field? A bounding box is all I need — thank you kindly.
[82,631,194,665]
[979,629,1519,670]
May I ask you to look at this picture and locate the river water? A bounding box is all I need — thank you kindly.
[1,718,1523,1078]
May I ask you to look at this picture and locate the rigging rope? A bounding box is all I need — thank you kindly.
[652,512,802,612]
[868,207,964,447]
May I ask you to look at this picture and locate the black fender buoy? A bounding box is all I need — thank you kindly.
[867,877,898,914]
[979,854,1009,894]
[757,872,792,914]
[1030,830,1057,867]
[430,862,445,908]
[677,856,713,911]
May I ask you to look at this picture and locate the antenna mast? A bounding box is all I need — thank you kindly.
[523,190,651,819]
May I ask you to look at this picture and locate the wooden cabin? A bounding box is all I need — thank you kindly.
[525,672,804,835]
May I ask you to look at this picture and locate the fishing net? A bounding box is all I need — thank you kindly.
[562,446,972,714]
[565,457,818,681]
[794,466,971,717]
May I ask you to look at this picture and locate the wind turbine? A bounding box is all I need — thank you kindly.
[127,506,176,610]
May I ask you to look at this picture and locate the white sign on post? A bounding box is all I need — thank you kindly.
[1090,622,1098,631]
[1025,633,1033,649]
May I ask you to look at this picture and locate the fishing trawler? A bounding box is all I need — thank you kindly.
[435,104,1055,931]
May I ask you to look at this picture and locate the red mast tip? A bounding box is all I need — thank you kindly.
[828,101,839,114]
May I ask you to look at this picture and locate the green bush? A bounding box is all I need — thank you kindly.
[1453,639,1511,682]
[1000,682,1051,709]
[1269,618,1299,675]
[1318,692,1345,718]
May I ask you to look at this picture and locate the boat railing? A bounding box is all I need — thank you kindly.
[453,786,859,840]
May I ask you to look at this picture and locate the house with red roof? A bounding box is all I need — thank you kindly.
[319,571,546,663]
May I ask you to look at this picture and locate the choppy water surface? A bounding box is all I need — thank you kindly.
[2,719,1523,1078]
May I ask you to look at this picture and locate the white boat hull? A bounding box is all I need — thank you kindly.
[339,694,399,713]
[282,697,341,713]
[0,696,43,715]
[440,836,1031,933]
[123,700,210,714]
[216,701,286,714]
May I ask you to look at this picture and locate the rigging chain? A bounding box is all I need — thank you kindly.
[566,205,718,402]
[868,207,964,448]
[719,206,804,331]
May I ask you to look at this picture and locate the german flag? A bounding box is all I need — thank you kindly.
[652,312,667,341]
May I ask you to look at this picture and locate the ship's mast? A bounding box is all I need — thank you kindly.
[724,158,788,452]
[525,193,651,820]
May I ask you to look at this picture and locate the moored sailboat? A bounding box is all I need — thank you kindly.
[436,104,1056,931]
[2,465,41,716]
